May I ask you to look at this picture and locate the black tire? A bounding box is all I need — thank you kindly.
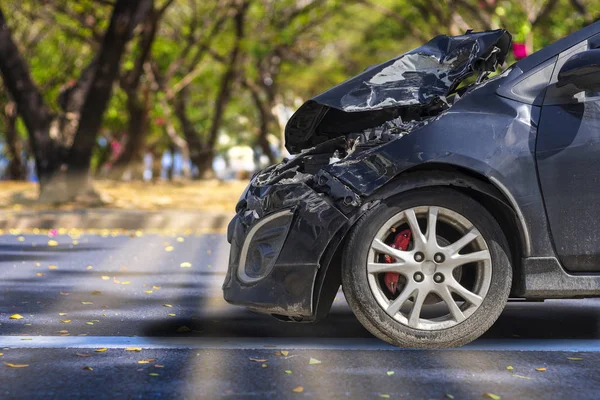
[342,187,512,348]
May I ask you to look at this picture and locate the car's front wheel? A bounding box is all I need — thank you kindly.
[342,187,512,348]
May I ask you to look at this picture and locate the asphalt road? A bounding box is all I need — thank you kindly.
[1,233,600,399]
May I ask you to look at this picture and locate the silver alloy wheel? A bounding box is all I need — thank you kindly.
[366,206,492,330]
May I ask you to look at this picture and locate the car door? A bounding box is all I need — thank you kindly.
[536,35,600,272]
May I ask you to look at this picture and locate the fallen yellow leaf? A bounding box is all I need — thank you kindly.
[292,386,304,393]
[0,353,3,357]
[138,360,150,364]
[177,237,185,242]
[168,313,176,317]
[9,314,23,320]
[48,240,58,247]
[506,366,514,370]
[4,362,29,368]
[309,358,321,365]
[483,394,501,400]
[163,304,173,308]
[17,236,24,242]
[387,371,395,376]
[152,286,161,290]
[82,366,93,371]
[155,364,164,368]
[249,358,267,362]
[446,395,455,399]
[60,320,71,323]
[567,357,583,361]
[48,265,58,270]
[86,266,93,270]
[101,276,110,280]
[125,348,142,352]
[76,353,91,357]
[149,373,159,377]
[180,262,192,268]
[36,273,44,277]
[285,370,292,374]
[81,302,93,305]
[144,290,153,294]
[91,291,102,295]
[262,363,268,368]
[165,246,174,252]
[58,313,67,316]
[94,348,107,353]
[280,350,289,356]
[535,367,546,372]
[378,395,390,399]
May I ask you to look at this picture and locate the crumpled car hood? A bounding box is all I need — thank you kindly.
[285,29,512,153]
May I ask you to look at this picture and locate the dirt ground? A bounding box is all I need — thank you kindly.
[0,180,249,212]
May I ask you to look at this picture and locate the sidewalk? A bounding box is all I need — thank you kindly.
[0,180,245,233]
[0,208,233,233]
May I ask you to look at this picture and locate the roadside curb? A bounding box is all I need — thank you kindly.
[0,209,233,233]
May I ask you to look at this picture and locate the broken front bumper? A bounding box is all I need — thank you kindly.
[222,177,349,320]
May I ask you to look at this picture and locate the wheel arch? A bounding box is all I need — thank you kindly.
[313,162,528,321]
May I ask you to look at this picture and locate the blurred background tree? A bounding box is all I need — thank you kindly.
[0,0,597,203]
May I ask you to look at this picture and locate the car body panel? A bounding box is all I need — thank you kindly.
[224,22,600,322]
[536,33,600,272]
[321,77,553,257]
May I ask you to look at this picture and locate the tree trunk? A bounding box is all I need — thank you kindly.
[0,7,64,192]
[204,2,249,176]
[173,86,210,178]
[66,0,154,198]
[113,3,170,178]
[3,101,26,180]
[247,86,275,163]
[110,84,150,179]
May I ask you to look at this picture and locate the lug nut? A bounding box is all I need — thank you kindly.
[433,273,444,283]
[413,272,424,282]
[414,252,425,262]
[434,253,445,263]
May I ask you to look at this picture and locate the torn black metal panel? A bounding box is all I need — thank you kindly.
[314,170,361,210]
[253,136,348,187]
[285,29,512,153]
[223,178,348,318]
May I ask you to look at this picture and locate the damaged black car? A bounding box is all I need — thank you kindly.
[223,21,600,348]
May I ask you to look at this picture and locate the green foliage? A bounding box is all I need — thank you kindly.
[1,0,599,166]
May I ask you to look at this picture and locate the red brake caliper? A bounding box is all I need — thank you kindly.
[383,229,412,294]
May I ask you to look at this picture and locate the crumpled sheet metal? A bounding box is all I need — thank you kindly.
[320,30,511,112]
[285,30,511,153]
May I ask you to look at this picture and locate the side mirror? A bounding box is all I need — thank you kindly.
[557,49,600,91]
